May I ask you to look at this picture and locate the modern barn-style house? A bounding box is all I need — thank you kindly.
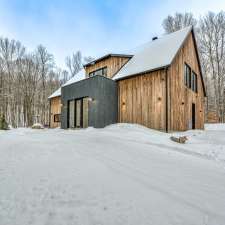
[49,26,206,132]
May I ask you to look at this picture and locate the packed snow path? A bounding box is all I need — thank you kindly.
[0,124,225,225]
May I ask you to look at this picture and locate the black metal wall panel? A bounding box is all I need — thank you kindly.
[61,75,118,128]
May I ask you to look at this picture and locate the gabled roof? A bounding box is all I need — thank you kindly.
[48,69,86,99]
[49,26,206,99]
[113,26,193,81]
[83,54,133,67]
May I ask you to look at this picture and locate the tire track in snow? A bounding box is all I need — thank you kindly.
[71,142,225,222]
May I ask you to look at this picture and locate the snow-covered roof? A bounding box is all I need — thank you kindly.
[49,27,196,98]
[113,26,193,80]
[48,87,61,99]
[48,69,86,99]
[62,69,86,87]
[84,54,133,67]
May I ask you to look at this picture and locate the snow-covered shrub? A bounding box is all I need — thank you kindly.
[32,123,44,129]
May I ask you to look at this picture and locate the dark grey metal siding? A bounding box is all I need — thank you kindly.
[61,75,118,128]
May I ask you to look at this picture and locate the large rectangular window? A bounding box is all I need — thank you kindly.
[192,71,198,93]
[184,63,191,88]
[89,67,107,77]
[68,98,89,128]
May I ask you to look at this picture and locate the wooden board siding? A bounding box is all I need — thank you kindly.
[118,70,167,131]
[168,32,205,131]
[50,96,61,128]
[85,56,130,79]
[118,32,205,132]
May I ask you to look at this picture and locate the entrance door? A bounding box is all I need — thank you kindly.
[192,103,196,129]
[68,98,89,128]
[75,99,83,128]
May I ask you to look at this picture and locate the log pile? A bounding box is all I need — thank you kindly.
[170,136,188,144]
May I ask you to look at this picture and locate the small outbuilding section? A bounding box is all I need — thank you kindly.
[61,75,118,128]
[48,88,61,128]
[48,69,86,128]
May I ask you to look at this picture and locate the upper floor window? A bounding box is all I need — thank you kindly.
[184,63,198,93]
[184,63,191,88]
[192,71,198,93]
[89,67,107,77]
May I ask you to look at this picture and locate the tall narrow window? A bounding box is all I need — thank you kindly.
[192,71,198,93]
[184,63,191,88]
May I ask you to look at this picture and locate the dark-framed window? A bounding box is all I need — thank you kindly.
[192,71,198,93]
[54,114,61,123]
[184,63,191,88]
[89,67,107,77]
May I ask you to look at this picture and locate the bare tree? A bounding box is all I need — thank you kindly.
[60,69,69,85]
[162,12,197,33]
[65,51,82,78]
[35,45,54,125]
[17,54,40,126]
[0,37,61,128]
[0,38,25,126]
[83,56,95,64]
[0,37,94,128]
[198,11,225,122]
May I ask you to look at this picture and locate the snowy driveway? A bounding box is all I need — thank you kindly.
[0,124,225,225]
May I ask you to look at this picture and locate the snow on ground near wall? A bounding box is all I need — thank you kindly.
[0,124,225,225]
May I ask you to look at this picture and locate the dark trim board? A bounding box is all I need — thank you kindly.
[191,30,206,97]
[113,66,169,81]
[76,98,83,128]
[84,54,133,67]
[67,100,69,128]
[49,99,51,127]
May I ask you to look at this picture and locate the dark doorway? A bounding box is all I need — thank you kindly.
[68,98,89,129]
[192,103,196,129]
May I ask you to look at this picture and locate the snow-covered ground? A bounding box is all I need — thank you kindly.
[0,124,225,225]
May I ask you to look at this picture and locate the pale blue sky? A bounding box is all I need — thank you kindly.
[0,0,224,69]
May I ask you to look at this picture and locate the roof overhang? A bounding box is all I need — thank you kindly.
[83,54,133,67]
[48,88,61,99]
[191,29,207,97]
[169,27,206,97]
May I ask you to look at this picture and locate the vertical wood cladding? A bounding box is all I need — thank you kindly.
[118,32,205,131]
[85,56,130,79]
[168,32,205,131]
[50,96,61,128]
[118,70,167,131]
